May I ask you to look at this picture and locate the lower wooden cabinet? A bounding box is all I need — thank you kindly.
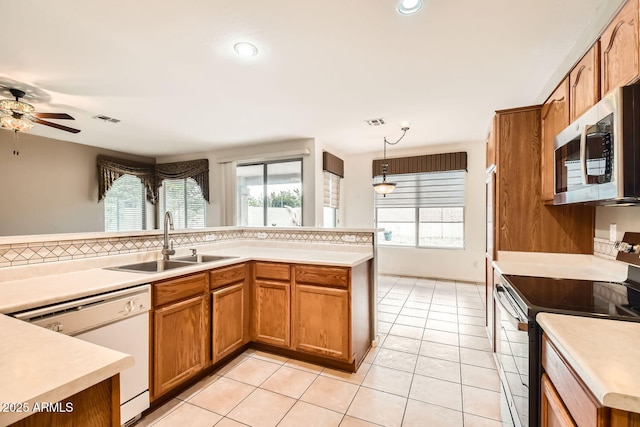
[541,373,577,427]
[152,272,208,400]
[254,279,291,347]
[212,283,245,362]
[153,294,207,398]
[292,284,350,361]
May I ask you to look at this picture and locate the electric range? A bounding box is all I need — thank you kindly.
[495,266,640,427]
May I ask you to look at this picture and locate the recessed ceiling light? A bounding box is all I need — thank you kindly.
[397,0,423,15]
[234,42,258,57]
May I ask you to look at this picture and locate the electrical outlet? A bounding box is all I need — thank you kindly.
[342,235,356,242]
[257,232,267,239]
[610,224,617,242]
[473,261,478,268]
[205,234,216,241]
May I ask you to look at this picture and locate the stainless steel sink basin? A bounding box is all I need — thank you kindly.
[173,255,237,263]
[109,260,196,273]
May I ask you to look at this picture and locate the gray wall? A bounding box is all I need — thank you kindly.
[0,131,154,236]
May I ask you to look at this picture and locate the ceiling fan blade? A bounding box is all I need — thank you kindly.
[32,112,75,120]
[32,118,81,134]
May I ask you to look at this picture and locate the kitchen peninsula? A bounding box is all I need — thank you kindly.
[0,227,376,426]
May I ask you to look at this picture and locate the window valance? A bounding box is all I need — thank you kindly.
[97,156,210,204]
[97,155,156,204]
[372,152,467,177]
[155,159,209,203]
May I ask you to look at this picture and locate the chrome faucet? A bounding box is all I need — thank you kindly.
[162,211,175,261]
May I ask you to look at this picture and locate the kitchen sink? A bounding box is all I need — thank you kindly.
[173,255,237,263]
[108,260,196,273]
[108,255,237,273]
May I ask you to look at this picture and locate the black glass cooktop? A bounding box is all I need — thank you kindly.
[503,275,640,320]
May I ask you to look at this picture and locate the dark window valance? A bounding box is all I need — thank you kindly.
[97,156,210,204]
[97,155,156,204]
[372,151,467,177]
[323,151,344,178]
[155,159,209,203]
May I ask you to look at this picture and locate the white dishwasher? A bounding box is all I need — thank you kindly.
[12,284,151,426]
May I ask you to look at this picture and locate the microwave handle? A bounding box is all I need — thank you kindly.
[494,285,528,331]
[580,125,588,185]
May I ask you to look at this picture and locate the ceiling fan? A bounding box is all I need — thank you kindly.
[0,88,81,134]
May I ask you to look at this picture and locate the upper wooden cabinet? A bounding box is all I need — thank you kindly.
[600,0,640,96]
[541,78,570,203]
[569,45,600,122]
[491,106,594,254]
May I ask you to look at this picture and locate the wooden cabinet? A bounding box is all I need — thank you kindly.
[151,273,208,400]
[541,78,570,202]
[292,265,351,361]
[600,0,640,97]
[254,262,291,347]
[492,106,594,254]
[211,264,248,363]
[540,334,640,427]
[570,45,600,122]
[541,373,577,427]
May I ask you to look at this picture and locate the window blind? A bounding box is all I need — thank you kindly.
[104,174,146,231]
[374,171,465,208]
[160,178,206,229]
[323,171,340,208]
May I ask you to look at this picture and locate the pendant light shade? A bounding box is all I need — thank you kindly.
[373,122,410,197]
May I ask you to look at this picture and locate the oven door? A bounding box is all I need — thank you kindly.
[494,284,530,427]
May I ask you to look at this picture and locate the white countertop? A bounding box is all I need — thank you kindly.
[0,314,133,426]
[0,245,373,314]
[493,251,628,282]
[537,312,640,413]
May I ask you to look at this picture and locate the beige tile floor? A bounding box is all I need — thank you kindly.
[134,276,506,427]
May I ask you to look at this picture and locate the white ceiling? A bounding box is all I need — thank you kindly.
[0,0,624,157]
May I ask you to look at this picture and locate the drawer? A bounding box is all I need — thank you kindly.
[210,263,245,289]
[255,262,290,281]
[154,272,208,307]
[294,265,349,288]
[542,334,600,427]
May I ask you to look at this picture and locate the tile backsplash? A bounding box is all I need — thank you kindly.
[0,228,374,268]
[593,237,617,260]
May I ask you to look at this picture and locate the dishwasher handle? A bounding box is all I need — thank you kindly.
[494,284,528,332]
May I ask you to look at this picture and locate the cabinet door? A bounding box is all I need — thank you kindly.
[293,284,350,361]
[153,294,206,399]
[541,78,570,202]
[541,373,577,427]
[254,280,290,347]
[212,283,245,362]
[601,0,639,96]
[570,45,600,122]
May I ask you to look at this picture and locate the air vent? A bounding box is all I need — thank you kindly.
[93,115,121,123]
[365,118,385,126]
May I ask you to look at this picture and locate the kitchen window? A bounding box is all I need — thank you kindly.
[323,171,341,227]
[104,174,146,232]
[159,178,206,229]
[375,170,465,248]
[236,159,302,227]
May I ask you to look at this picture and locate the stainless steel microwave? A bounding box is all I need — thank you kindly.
[554,83,640,205]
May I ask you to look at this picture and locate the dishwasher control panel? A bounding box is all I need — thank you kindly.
[12,285,151,336]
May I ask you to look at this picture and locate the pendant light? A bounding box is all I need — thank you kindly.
[373,122,410,196]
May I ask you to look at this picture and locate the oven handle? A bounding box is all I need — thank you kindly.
[494,285,528,332]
